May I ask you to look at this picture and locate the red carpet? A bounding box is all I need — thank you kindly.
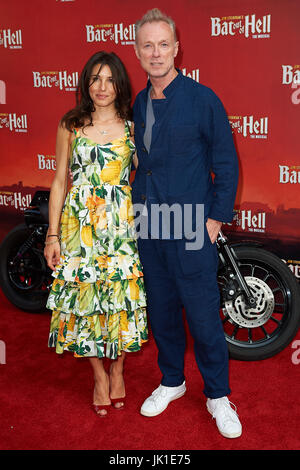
[0,288,299,451]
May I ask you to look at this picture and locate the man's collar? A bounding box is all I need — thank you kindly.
[146,68,183,98]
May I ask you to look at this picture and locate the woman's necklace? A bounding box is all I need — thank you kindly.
[93,115,118,136]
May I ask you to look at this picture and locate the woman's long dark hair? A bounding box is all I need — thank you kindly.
[61,51,132,131]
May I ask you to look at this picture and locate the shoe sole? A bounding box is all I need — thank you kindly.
[140,390,186,417]
[206,404,242,439]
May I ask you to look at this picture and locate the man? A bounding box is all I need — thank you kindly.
[132,8,242,439]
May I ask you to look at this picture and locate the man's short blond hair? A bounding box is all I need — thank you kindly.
[135,8,177,42]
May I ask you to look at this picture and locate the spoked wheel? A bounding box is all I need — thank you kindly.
[0,224,52,312]
[218,246,300,360]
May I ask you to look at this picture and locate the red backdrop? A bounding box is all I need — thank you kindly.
[1,0,299,281]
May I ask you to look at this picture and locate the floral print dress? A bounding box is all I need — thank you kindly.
[46,121,148,359]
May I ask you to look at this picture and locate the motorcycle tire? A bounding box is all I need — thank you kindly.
[0,224,51,313]
[218,246,300,361]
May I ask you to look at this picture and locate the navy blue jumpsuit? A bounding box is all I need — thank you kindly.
[132,71,239,398]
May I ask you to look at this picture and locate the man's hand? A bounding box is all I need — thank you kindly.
[206,218,222,244]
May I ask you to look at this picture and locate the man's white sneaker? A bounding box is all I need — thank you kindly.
[206,396,242,438]
[140,382,186,417]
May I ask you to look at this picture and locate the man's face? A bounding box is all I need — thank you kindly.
[134,21,179,80]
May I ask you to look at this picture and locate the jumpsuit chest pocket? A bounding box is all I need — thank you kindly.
[169,125,200,156]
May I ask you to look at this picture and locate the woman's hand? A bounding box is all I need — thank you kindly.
[132,152,139,169]
[44,241,61,271]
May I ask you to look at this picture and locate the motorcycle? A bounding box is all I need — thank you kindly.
[0,191,51,314]
[0,191,299,361]
[216,231,300,360]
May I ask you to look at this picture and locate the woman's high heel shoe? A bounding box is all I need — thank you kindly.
[109,357,126,410]
[110,397,126,410]
[92,403,111,417]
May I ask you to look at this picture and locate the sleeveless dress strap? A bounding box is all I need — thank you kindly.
[125,120,133,138]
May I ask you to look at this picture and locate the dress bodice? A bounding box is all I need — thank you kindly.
[70,121,135,187]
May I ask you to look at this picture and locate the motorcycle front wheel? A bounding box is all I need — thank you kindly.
[218,246,300,361]
[0,224,52,312]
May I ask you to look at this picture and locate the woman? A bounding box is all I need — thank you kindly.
[44,51,148,417]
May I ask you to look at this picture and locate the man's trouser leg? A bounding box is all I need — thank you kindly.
[175,269,231,399]
[138,237,186,387]
[175,232,231,398]
[138,237,230,398]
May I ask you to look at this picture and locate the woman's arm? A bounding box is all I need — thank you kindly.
[130,122,139,169]
[44,123,71,270]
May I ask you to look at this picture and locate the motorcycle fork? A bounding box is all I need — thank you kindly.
[216,231,257,309]
[13,227,45,263]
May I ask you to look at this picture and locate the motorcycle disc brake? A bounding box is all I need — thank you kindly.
[224,276,275,328]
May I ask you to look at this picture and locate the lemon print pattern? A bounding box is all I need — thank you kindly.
[47,121,148,359]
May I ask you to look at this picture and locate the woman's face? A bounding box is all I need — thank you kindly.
[88,63,117,109]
